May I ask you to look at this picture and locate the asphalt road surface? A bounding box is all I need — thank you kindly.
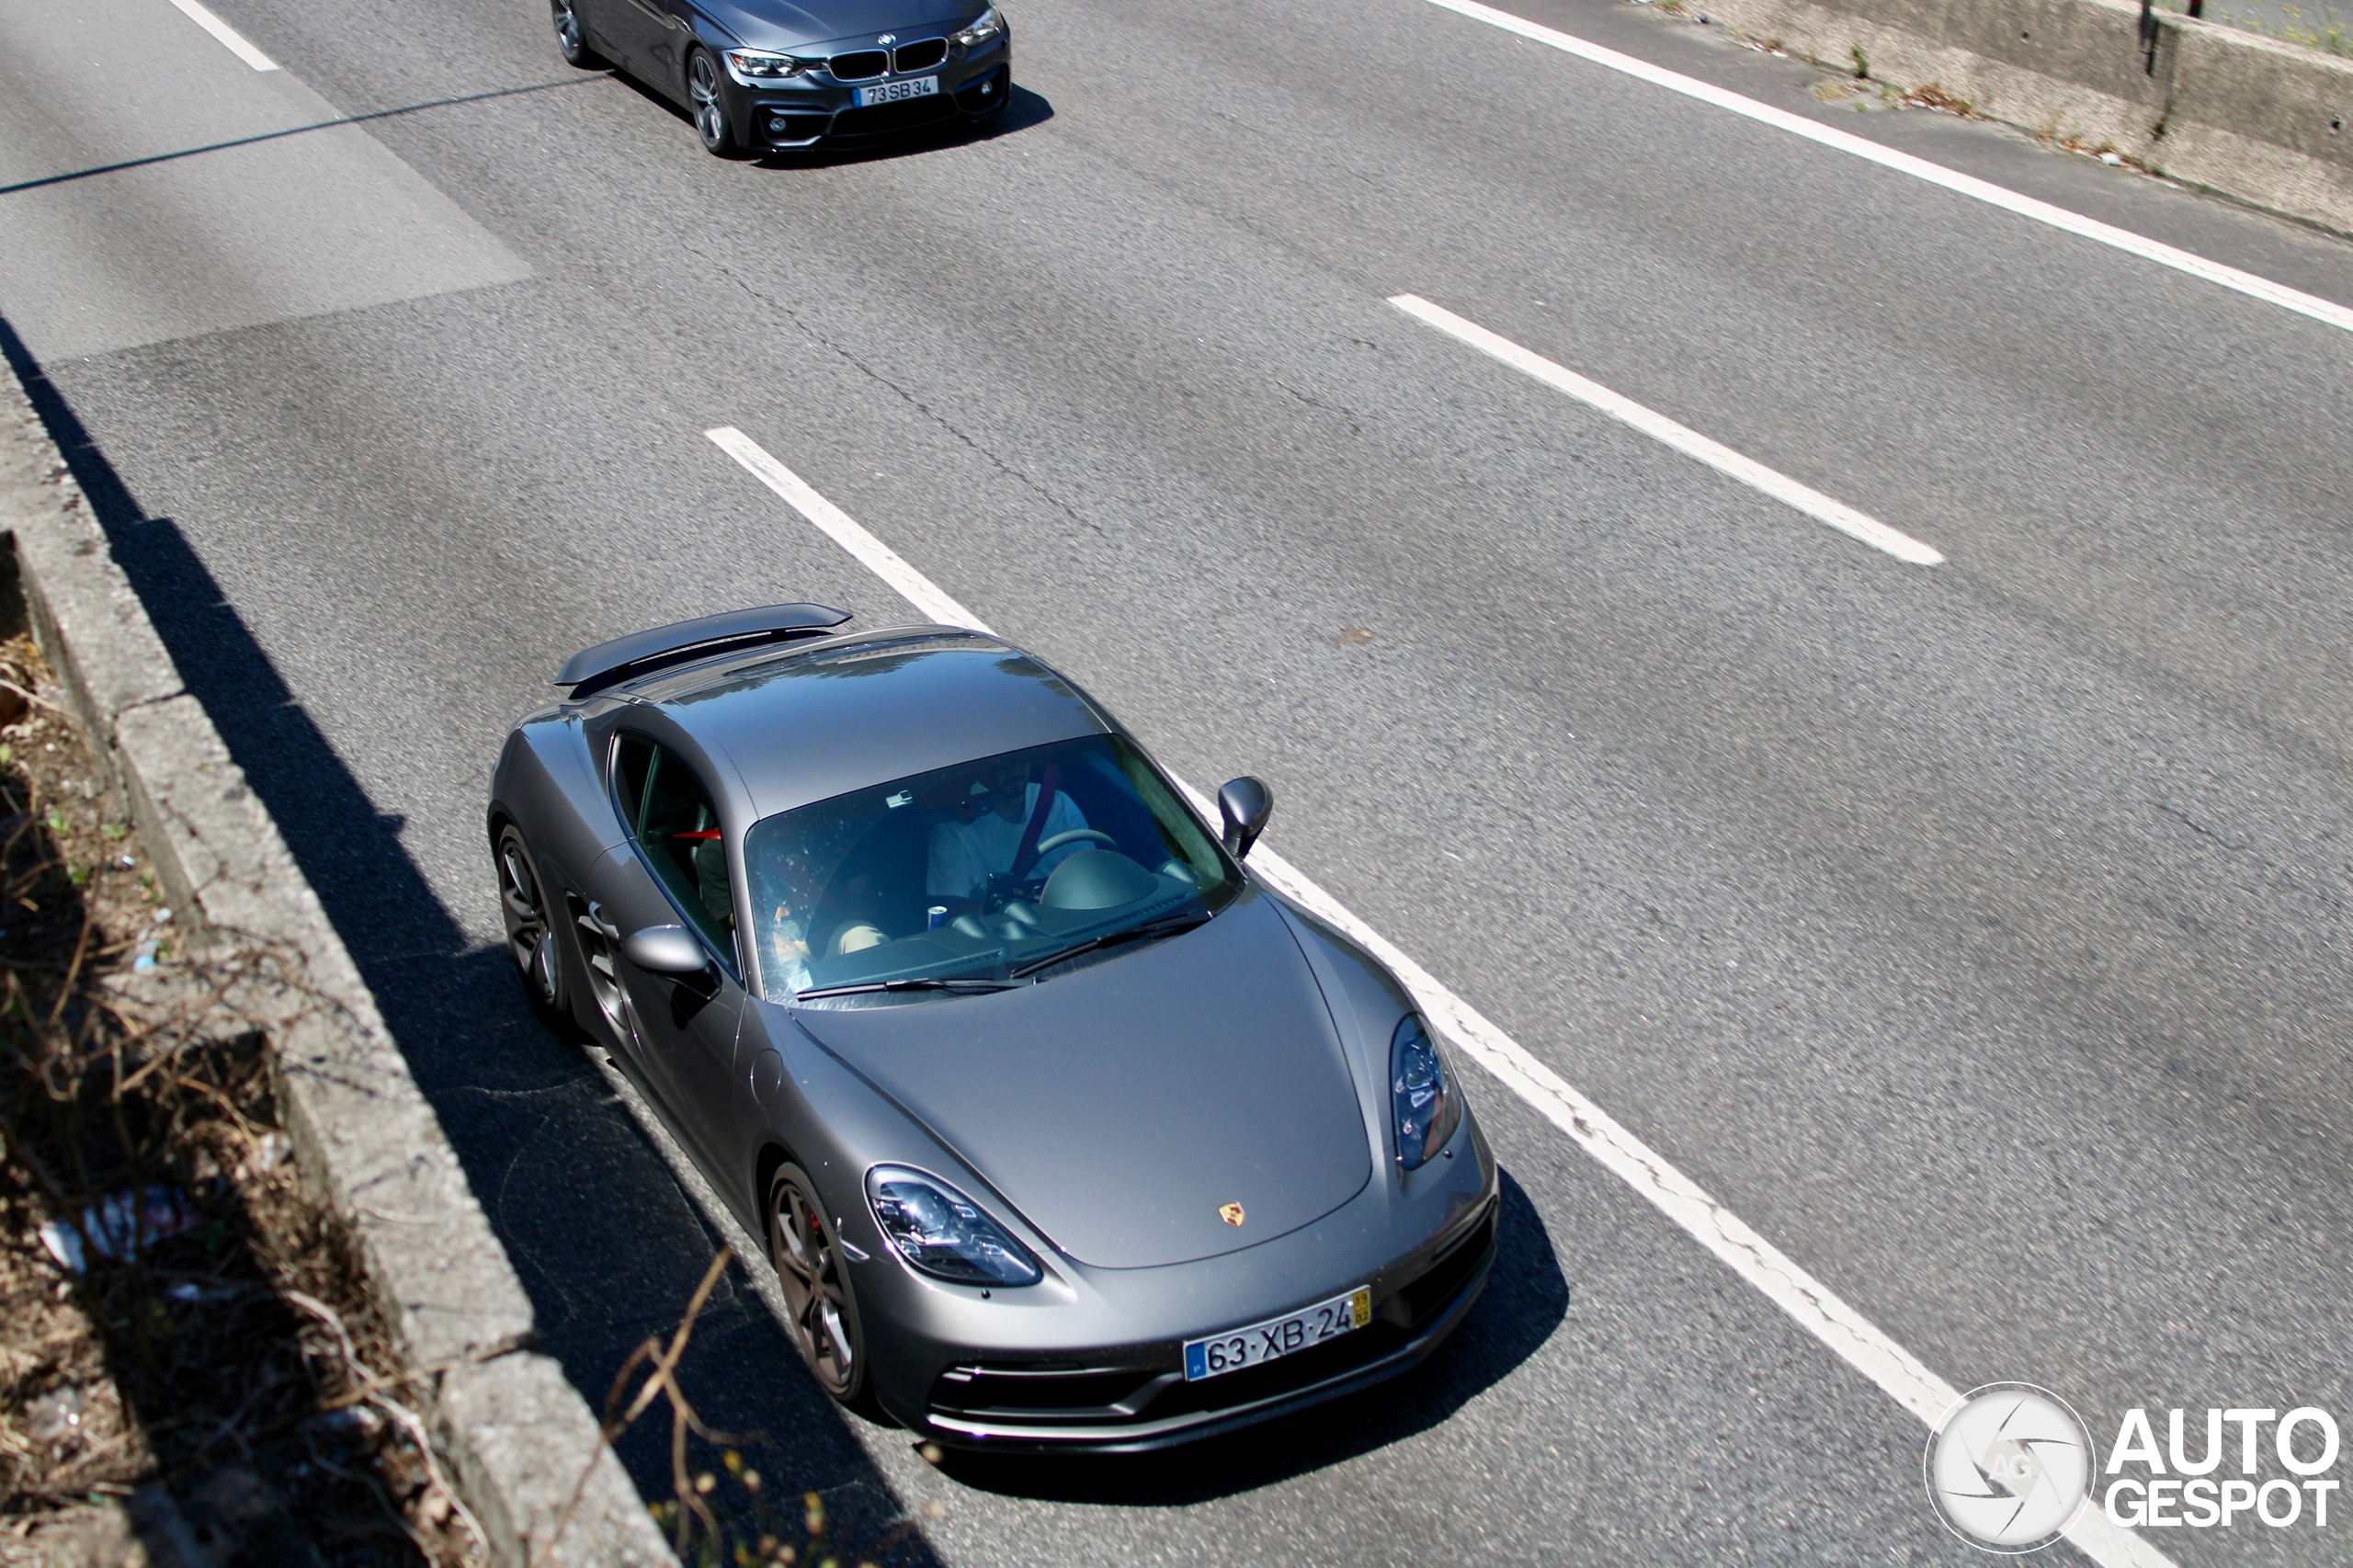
[5,0,2352,1560]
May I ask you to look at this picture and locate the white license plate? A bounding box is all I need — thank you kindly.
[1183,1286,1371,1382]
[854,75,938,107]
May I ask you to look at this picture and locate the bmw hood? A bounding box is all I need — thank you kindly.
[704,0,979,50]
[790,888,1374,1270]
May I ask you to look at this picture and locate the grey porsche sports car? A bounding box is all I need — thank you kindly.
[488,605,1499,1450]
[552,0,1011,155]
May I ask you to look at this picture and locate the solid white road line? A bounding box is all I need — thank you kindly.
[162,0,278,69]
[1391,295,1947,565]
[1417,0,2353,339]
[708,427,982,628]
[708,425,2171,1567]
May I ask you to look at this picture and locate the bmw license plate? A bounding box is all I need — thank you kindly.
[1183,1286,1371,1381]
[854,75,938,107]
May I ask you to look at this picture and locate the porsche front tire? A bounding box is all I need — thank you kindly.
[767,1163,869,1406]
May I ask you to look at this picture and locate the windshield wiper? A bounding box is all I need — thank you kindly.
[795,976,1021,1000]
[1009,911,1211,980]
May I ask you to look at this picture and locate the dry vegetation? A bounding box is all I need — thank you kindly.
[565,1246,944,1568]
[0,624,936,1568]
[0,631,479,1567]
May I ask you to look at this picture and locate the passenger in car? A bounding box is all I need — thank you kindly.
[691,834,732,931]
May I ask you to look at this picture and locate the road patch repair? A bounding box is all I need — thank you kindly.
[0,362,670,1563]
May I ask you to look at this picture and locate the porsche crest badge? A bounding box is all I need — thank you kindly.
[1219,1202,1245,1227]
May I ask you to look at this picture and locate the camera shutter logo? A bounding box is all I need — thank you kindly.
[1926,1383,2095,1552]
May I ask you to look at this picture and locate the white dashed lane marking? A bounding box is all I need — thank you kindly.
[161,0,278,69]
[1390,294,1946,566]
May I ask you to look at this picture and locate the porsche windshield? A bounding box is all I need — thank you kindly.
[745,734,1243,1004]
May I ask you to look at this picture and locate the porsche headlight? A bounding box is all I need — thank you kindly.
[725,48,817,79]
[1392,1014,1461,1170]
[867,1166,1042,1287]
[951,6,1006,47]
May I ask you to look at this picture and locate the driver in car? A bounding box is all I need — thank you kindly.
[926,760,1094,914]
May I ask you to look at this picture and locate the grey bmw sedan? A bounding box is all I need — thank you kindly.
[489,607,1499,1450]
[553,0,1011,155]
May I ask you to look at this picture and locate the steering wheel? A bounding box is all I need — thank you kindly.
[983,830,1120,912]
[1034,828,1118,856]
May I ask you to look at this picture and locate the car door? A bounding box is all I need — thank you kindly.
[596,733,746,1175]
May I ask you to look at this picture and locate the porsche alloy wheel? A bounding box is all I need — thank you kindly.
[495,825,567,1028]
[688,52,740,158]
[769,1164,863,1401]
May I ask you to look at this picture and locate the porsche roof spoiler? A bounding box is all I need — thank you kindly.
[555,603,853,698]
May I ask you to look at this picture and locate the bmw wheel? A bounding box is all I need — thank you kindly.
[768,1164,865,1403]
[495,824,570,1030]
[551,0,602,68]
[688,51,741,158]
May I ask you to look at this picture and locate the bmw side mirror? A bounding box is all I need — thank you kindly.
[622,924,710,975]
[1218,776,1273,859]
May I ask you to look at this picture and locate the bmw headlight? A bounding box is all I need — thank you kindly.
[867,1166,1042,1287]
[1392,1014,1461,1170]
[951,6,1006,47]
[725,48,817,79]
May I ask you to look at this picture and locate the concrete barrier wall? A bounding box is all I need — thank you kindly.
[1692,0,2353,232]
[0,361,674,1568]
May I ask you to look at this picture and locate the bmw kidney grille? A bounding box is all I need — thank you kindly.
[892,38,948,72]
[826,39,946,81]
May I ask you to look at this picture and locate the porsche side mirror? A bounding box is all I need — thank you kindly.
[622,924,710,975]
[1218,776,1273,859]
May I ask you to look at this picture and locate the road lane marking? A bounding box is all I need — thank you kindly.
[707,427,983,628]
[707,425,2170,1568]
[1415,0,2353,338]
[1392,295,1945,564]
[162,0,279,70]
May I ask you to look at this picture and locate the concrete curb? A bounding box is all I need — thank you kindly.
[1689,0,2353,234]
[0,364,674,1567]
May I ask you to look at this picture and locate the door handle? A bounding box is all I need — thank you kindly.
[584,902,622,941]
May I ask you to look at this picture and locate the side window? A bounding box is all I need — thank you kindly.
[617,736,734,960]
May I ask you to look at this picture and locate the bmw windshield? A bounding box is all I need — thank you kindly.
[745,733,1242,1004]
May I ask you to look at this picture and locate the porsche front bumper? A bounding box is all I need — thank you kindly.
[918,1198,1498,1452]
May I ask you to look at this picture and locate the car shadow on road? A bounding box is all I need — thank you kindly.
[608,66,1051,167]
[934,1169,1569,1506]
[0,311,943,1563]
